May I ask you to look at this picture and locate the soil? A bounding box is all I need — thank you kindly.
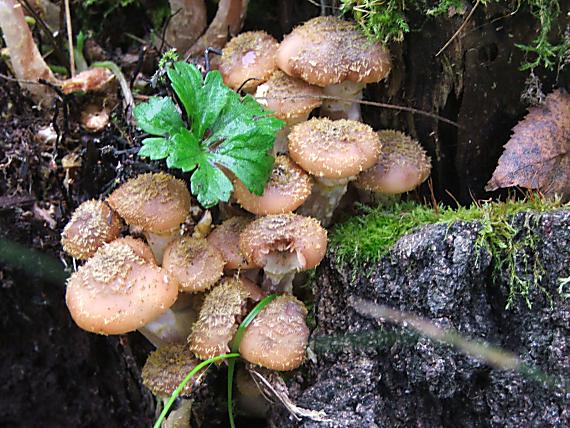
[0,1,568,427]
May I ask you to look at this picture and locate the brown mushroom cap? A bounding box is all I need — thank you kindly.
[255,70,323,123]
[276,16,391,87]
[142,344,204,397]
[61,200,121,260]
[239,214,327,274]
[107,172,190,234]
[239,295,309,371]
[207,216,256,270]
[356,130,432,194]
[233,156,313,215]
[66,237,177,334]
[288,118,381,179]
[188,276,262,360]
[218,31,279,92]
[162,237,225,293]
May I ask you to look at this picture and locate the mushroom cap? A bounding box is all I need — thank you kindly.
[255,70,323,123]
[239,295,309,371]
[107,172,190,234]
[188,276,262,360]
[142,344,204,397]
[239,214,327,273]
[233,156,313,215]
[65,237,178,335]
[276,16,391,87]
[61,199,121,260]
[162,237,225,293]
[218,31,279,92]
[356,130,432,194]
[207,216,256,270]
[288,118,381,179]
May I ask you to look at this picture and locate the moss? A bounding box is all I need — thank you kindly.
[330,195,567,308]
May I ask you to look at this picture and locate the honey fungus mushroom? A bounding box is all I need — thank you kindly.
[355,130,432,201]
[233,155,312,215]
[65,237,178,335]
[107,172,191,264]
[255,70,323,154]
[239,295,309,371]
[162,236,225,293]
[276,16,391,121]
[240,214,327,293]
[188,276,263,360]
[218,31,279,93]
[289,118,381,225]
[207,216,256,271]
[61,200,121,260]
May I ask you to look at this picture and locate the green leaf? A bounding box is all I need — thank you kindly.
[135,61,285,207]
[133,96,184,136]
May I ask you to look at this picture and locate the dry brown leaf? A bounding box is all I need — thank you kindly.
[486,89,570,200]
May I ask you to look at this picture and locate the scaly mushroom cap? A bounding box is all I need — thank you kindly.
[233,156,313,215]
[107,172,190,234]
[61,200,121,260]
[207,216,256,270]
[288,118,381,179]
[142,344,204,397]
[162,237,225,293]
[218,31,279,92]
[66,237,178,335]
[276,16,391,87]
[239,295,309,371]
[356,130,432,194]
[188,277,262,360]
[239,214,327,275]
[255,70,323,123]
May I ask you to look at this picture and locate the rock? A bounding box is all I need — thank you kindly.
[271,210,570,427]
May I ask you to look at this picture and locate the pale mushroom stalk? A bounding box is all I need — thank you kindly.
[185,0,249,58]
[321,81,365,121]
[297,176,351,226]
[165,0,207,54]
[0,0,56,104]
[144,230,180,264]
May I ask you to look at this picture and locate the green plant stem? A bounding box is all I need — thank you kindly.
[153,353,240,428]
[227,294,278,428]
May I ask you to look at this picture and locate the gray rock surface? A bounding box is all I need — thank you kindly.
[272,210,570,427]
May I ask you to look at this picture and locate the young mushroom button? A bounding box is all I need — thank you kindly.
[276,16,391,121]
[61,199,121,260]
[239,295,309,371]
[240,213,327,293]
[107,172,191,264]
[218,31,279,93]
[288,118,381,225]
[65,237,178,335]
[233,155,313,215]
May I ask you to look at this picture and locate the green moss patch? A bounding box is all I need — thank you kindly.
[330,196,567,307]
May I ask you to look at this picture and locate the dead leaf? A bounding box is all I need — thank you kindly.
[486,89,570,200]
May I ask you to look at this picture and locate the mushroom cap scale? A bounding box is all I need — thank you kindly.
[356,130,432,194]
[239,295,309,371]
[142,344,204,397]
[276,16,391,87]
[61,199,121,260]
[207,216,256,270]
[107,172,190,234]
[239,214,327,273]
[255,70,323,123]
[188,276,261,360]
[288,118,381,179]
[233,155,313,215]
[218,31,279,92]
[162,237,225,293]
[65,238,177,335]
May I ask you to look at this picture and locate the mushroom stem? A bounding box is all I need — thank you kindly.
[0,0,57,105]
[297,177,351,226]
[262,271,295,294]
[138,302,199,348]
[320,82,365,121]
[357,188,400,206]
[161,397,193,428]
[144,230,179,265]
